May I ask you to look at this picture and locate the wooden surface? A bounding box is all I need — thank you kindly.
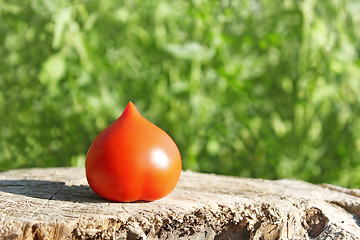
[0,168,360,239]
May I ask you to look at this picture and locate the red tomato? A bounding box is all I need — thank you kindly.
[85,102,182,202]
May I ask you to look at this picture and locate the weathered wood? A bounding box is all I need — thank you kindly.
[0,168,360,239]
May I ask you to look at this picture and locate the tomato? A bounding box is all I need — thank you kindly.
[85,101,182,202]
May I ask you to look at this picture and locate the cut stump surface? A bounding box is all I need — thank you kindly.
[1,167,360,239]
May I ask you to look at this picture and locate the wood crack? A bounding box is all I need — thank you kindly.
[29,185,64,219]
[321,183,360,198]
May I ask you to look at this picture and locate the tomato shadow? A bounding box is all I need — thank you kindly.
[0,179,106,203]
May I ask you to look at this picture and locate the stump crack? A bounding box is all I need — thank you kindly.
[30,185,64,218]
[321,184,360,199]
[302,207,329,238]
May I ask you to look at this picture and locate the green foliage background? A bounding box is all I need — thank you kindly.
[1,0,360,187]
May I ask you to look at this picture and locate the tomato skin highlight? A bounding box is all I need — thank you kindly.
[85,102,182,202]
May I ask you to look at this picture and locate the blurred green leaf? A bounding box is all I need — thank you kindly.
[164,42,215,61]
[1,0,360,188]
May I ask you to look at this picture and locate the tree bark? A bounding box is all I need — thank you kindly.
[0,167,359,239]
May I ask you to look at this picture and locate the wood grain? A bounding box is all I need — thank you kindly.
[0,167,359,239]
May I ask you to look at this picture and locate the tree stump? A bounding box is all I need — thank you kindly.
[0,168,360,239]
